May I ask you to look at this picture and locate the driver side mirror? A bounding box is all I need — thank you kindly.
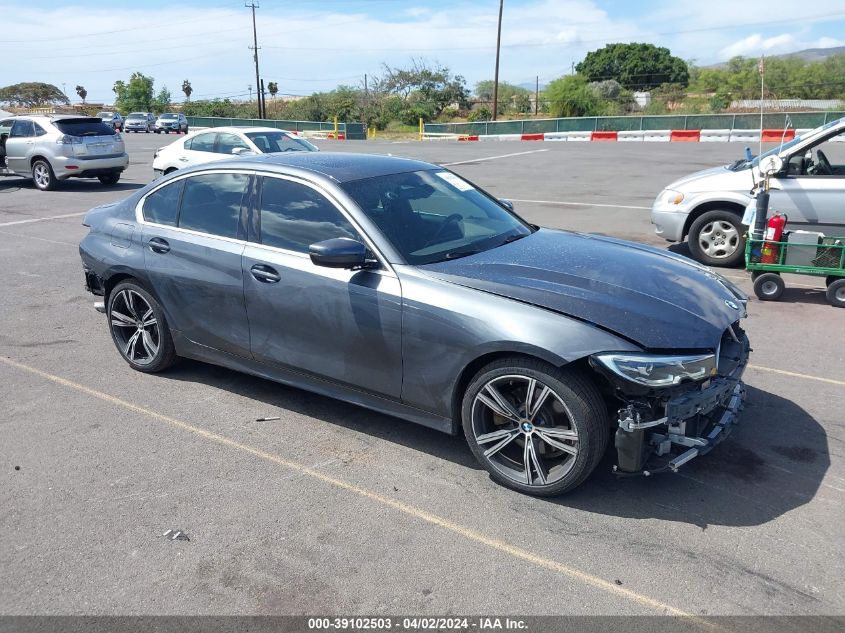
[499,198,514,211]
[309,238,374,270]
[758,155,783,177]
[232,147,256,156]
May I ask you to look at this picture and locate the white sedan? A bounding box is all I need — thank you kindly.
[152,126,318,177]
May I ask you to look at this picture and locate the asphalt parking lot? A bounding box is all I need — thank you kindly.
[1,133,843,623]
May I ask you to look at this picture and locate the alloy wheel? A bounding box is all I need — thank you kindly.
[33,163,51,188]
[110,289,160,365]
[698,220,739,259]
[471,375,579,487]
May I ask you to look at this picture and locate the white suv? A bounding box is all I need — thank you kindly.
[0,115,128,191]
[651,117,845,266]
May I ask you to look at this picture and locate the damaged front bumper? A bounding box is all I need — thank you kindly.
[607,326,750,476]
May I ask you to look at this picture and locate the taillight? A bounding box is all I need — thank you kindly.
[56,135,83,145]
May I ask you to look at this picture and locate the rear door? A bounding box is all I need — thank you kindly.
[141,171,252,356]
[174,131,220,168]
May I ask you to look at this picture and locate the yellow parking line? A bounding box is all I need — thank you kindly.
[0,354,714,623]
[748,364,845,387]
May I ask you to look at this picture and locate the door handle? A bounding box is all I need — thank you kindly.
[148,237,170,254]
[178,157,189,162]
[250,264,280,283]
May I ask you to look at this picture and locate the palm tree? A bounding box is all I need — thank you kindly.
[267,81,278,114]
[75,85,87,104]
[182,79,193,101]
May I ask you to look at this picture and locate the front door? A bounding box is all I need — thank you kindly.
[770,128,845,234]
[141,171,252,357]
[242,175,403,398]
[6,120,35,173]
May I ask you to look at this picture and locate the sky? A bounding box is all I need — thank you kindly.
[2,0,845,104]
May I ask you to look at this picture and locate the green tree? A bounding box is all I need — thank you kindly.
[475,80,532,115]
[576,43,689,90]
[113,72,155,113]
[75,85,87,103]
[0,82,69,108]
[544,74,606,117]
[182,79,192,101]
[380,59,469,121]
[152,87,171,114]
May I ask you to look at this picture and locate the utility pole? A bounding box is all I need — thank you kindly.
[260,78,267,120]
[491,0,504,121]
[246,1,263,119]
[535,75,539,115]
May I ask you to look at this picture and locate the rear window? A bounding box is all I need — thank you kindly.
[55,118,116,137]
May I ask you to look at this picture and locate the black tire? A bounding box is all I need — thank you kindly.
[184,126,189,134]
[31,159,57,191]
[826,279,845,308]
[98,172,120,185]
[462,358,609,496]
[753,272,785,301]
[687,210,745,267]
[107,280,177,373]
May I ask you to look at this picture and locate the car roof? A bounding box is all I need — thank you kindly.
[207,152,437,183]
[192,126,294,134]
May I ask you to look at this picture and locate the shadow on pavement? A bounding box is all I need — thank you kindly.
[162,361,827,528]
[557,385,829,528]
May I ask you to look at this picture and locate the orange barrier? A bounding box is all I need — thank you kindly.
[458,135,479,141]
[520,133,545,141]
[670,130,701,142]
[591,131,617,141]
[761,129,795,143]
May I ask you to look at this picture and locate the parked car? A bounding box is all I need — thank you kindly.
[97,111,123,131]
[124,112,156,133]
[79,153,749,496]
[651,116,845,266]
[155,113,188,134]
[0,114,127,190]
[152,126,318,176]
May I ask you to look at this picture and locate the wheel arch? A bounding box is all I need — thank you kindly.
[682,200,746,239]
[449,348,591,435]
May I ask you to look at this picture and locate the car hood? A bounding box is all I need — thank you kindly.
[665,165,734,191]
[421,229,745,350]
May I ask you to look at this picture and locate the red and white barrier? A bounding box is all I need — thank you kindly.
[423,127,805,143]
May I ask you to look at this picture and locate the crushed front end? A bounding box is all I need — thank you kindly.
[590,321,750,475]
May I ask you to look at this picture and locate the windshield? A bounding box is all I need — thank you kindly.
[160,114,177,119]
[127,113,145,119]
[341,169,533,265]
[96,112,112,118]
[245,131,318,153]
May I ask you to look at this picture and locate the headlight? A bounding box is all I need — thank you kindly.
[593,353,716,387]
[659,189,685,206]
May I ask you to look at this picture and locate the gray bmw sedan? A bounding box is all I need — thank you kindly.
[79,152,750,495]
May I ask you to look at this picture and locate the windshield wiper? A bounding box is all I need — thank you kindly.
[500,233,527,246]
[442,248,481,261]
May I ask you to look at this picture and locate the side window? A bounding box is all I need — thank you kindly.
[178,173,248,239]
[259,177,359,252]
[215,133,249,155]
[142,180,184,226]
[33,123,47,137]
[189,132,215,153]
[10,120,35,138]
[805,130,845,177]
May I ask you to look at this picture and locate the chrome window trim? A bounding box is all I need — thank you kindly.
[135,168,396,277]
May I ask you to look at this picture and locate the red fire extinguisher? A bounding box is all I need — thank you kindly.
[761,213,787,264]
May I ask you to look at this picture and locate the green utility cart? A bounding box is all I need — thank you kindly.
[746,233,845,307]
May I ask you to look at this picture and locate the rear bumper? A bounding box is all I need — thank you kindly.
[54,153,129,179]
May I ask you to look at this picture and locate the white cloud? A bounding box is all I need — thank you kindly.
[719,33,796,58]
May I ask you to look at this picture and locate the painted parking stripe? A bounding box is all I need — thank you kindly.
[509,198,651,210]
[0,354,710,622]
[0,211,88,227]
[747,364,845,387]
[442,149,548,167]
